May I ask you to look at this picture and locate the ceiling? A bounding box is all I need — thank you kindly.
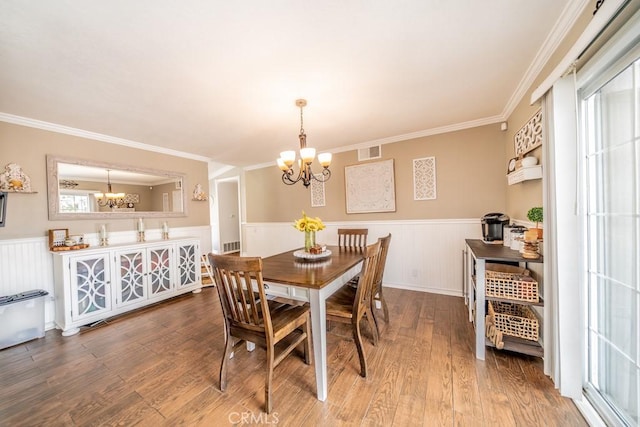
[0,1,578,167]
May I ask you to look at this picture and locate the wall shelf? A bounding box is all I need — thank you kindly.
[507,165,542,185]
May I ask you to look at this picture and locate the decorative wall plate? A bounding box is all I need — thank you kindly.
[514,109,543,156]
[0,163,35,192]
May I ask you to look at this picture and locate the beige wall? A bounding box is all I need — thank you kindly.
[0,121,210,239]
[246,123,507,222]
[504,5,595,220]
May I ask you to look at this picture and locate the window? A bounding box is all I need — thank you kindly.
[580,50,639,427]
[59,191,96,213]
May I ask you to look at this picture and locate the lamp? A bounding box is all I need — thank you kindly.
[277,99,332,187]
[94,169,126,208]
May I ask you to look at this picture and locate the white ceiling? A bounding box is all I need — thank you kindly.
[0,1,578,167]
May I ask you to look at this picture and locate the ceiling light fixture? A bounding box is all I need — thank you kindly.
[94,169,126,208]
[277,99,332,188]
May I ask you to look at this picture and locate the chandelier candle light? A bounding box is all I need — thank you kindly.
[277,99,332,188]
[293,211,325,252]
[94,169,126,208]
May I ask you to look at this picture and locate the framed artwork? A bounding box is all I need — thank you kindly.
[514,109,543,156]
[310,178,325,207]
[48,228,69,249]
[345,159,396,214]
[413,157,437,200]
[0,192,6,227]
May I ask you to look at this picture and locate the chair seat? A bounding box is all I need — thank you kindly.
[326,285,357,318]
[267,300,310,335]
[230,300,310,343]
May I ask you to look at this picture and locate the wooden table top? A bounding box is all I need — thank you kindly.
[465,238,543,263]
[261,246,364,289]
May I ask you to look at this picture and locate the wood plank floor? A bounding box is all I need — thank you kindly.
[0,287,587,426]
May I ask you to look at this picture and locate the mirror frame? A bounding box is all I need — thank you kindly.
[47,155,188,220]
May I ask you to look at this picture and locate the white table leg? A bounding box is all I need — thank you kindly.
[308,288,328,401]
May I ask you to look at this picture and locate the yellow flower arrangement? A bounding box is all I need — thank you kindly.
[293,211,325,232]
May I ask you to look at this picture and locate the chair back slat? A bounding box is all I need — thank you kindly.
[338,228,368,250]
[373,234,392,288]
[209,254,270,332]
[353,240,381,317]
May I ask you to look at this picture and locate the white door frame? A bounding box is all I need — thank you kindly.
[214,176,242,255]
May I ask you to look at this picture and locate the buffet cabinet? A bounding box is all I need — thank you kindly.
[52,238,201,336]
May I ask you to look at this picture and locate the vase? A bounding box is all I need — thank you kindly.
[304,230,316,252]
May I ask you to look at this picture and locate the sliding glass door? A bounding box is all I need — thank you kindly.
[581,55,639,427]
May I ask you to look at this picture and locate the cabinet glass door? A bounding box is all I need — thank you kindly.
[115,249,147,307]
[177,243,199,289]
[70,253,111,320]
[148,246,173,296]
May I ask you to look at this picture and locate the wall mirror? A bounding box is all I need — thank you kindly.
[47,155,188,220]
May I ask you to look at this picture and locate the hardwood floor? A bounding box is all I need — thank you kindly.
[0,287,586,426]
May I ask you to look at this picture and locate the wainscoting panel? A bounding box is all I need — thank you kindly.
[243,219,483,297]
[0,237,55,326]
[0,226,212,331]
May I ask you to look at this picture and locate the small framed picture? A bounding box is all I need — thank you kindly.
[0,192,7,227]
[48,228,69,249]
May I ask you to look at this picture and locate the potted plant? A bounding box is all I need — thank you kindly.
[527,206,543,239]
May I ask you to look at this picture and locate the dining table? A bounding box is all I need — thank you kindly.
[260,245,364,401]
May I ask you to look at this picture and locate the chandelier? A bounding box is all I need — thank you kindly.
[94,170,126,208]
[277,99,332,187]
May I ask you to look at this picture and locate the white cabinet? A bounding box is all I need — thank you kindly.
[53,238,201,336]
[69,252,112,322]
[176,241,199,289]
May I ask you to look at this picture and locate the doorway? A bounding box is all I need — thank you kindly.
[215,177,241,255]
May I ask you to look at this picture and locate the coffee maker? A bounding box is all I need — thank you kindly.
[481,212,510,243]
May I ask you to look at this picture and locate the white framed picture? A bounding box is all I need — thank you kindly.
[413,156,437,200]
[310,178,325,207]
[344,159,395,214]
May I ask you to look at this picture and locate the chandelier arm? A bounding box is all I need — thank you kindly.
[310,168,331,183]
[281,173,298,185]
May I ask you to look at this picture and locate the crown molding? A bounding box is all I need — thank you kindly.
[331,114,505,155]
[503,0,589,115]
[0,112,212,163]
[245,114,505,171]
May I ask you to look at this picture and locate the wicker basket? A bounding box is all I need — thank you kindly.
[488,301,539,342]
[485,269,538,303]
[485,263,529,276]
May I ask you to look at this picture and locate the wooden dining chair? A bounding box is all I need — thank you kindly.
[337,228,368,251]
[325,240,381,377]
[207,253,313,414]
[371,233,392,335]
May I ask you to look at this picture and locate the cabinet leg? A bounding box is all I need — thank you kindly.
[61,327,80,337]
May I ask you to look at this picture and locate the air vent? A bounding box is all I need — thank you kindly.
[358,145,381,161]
[222,241,240,254]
